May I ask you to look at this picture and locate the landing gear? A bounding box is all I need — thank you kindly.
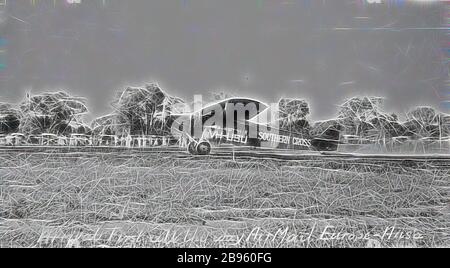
[196,141,212,155]
[187,140,212,155]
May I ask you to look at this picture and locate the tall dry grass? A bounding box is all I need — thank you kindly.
[0,152,448,248]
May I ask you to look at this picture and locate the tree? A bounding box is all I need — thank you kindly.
[278,98,311,136]
[19,91,90,135]
[99,83,186,136]
[404,106,443,139]
[337,96,405,142]
[0,103,21,134]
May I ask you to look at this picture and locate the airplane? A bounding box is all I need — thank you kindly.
[169,97,340,155]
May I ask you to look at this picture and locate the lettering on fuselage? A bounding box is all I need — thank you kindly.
[258,132,290,145]
[259,132,311,147]
[207,127,248,144]
[206,126,311,148]
[292,137,312,147]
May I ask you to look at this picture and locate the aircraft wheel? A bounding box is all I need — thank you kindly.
[188,141,198,155]
[196,141,212,155]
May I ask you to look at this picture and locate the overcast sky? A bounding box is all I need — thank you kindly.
[0,0,448,121]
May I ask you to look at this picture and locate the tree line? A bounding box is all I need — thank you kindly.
[1,84,450,144]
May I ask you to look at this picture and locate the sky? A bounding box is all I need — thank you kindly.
[0,0,448,121]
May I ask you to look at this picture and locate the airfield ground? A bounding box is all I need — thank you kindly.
[0,147,449,248]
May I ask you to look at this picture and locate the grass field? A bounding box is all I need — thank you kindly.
[0,150,449,248]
